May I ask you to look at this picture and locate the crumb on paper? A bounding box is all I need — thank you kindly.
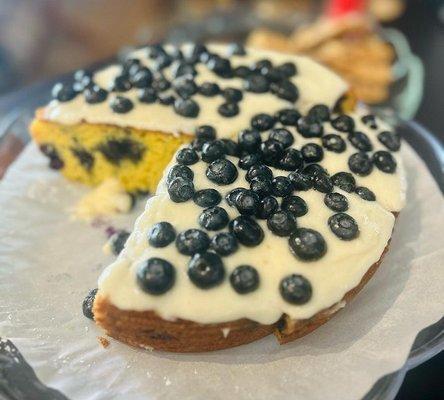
[98,336,110,348]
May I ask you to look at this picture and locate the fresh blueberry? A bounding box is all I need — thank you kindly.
[210,232,238,256]
[348,131,373,152]
[148,44,167,59]
[74,69,92,88]
[267,210,297,237]
[138,87,157,103]
[201,140,226,162]
[130,67,153,88]
[230,265,259,294]
[270,80,299,102]
[301,143,324,163]
[246,164,273,182]
[167,177,194,202]
[122,57,142,75]
[234,190,260,215]
[272,176,293,197]
[269,128,294,148]
[279,148,304,171]
[256,196,279,219]
[223,87,243,102]
[218,102,239,117]
[199,206,229,231]
[280,274,312,304]
[238,129,262,153]
[322,134,346,152]
[225,187,247,207]
[324,192,348,212]
[228,43,246,56]
[372,150,397,173]
[206,158,238,185]
[110,75,132,92]
[233,65,252,78]
[110,96,133,113]
[239,153,262,170]
[331,114,355,132]
[281,195,308,217]
[176,147,199,165]
[253,59,273,73]
[174,98,200,118]
[355,186,376,201]
[276,62,297,78]
[377,131,401,151]
[308,104,330,122]
[289,228,327,261]
[275,108,301,126]
[244,74,270,93]
[331,172,356,192]
[250,176,273,198]
[193,189,222,208]
[229,216,264,247]
[158,93,176,105]
[136,258,175,295]
[288,171,312,191]
[153,54,172,71]
[221,139,240,157]
[251,113,276,131]
[173,76,198,99]
[261,139,285,165]
[328,213,359,240]
[108,230,130,255]
[82,288,98,320]
[171,62,196,79]
[361,114,378,129]
[195,125,216,141]
[84,85,108,104]
[199,82,221,96]
[303,163,328,177]
[207,56,232,77]
[312,173,333,193]
[148,222,176,247]
[187,43,208,63]
[348,152,373,176]
[176,229,210,255]
[152,76,171,92]
[188,252,225,289]
[297,117,324,138]
[52,82,77,102]
[167,164,194,184]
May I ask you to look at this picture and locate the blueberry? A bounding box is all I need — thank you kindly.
[270,80,299,102]
[71,148,94,171]
[148,222,176,247]
[289,228,327,261]
[206,158,238,185]
[269,128,294,148]
[281,195,308,217]
[301,143,324,163]
[272,176,293,197]
[331,172,356,192]
[211,232,238,256]
[110,96,133,113]
[348,152,373,176]
[288,171,312,191]
[275,108,301,126]
[267,210,297,237]
[193,189,221,208]
[234,190,260,215]
[279,148,304,171]
[171,62,196,79]
[246,164,273,182]
[221,139,240,157]
[207,56,232,77]
[280,274,312,304]
[331,114,355,132]
[225,187,247,207]
[228,43,246,56]
[303,163,328,177]
[52,82,77,102]
[167,164,194,184]
[167,177,194,202]
[188,252,225,289]
[96,138,144,164]
[297,117,324,138]
[201,140,226,162]
[250,176,273,197]
[170,47,184,60]
[187,43,208,63]
[199,206,229,231]
[195,125,216,141]
[136,258,175,295]
[158,93,176,105]
[377,131,401,151]
[312,173,333,193]
[244,74,270,93]
[239,153,262,170]
[238,129,261,153]
[253,59,273,72]
[109,230,130,255]
[110,75,132,92]
[355,186,376,201]
[223,87,243,102]
[82,288,98,320]
[251,113,276,131]
[138,87,157,103]
[308,104,330,122]
[372,150,397,173]
[218,102,239,117]
[328,213,359,240]
[233,65,252,78]
[199,82,221,96]
[131,67,153,88]
[229,216,264,247]
[122,58,142,75]
[261,139,284,165]
[152,76,171,92]
[322,134,346,153]
[174,98,199,118]
[276,62,297,78]
[148,44,167,59]
[176,229,210,255]
[154,54,172,70]
[256,196,279,219]
[191,138,207,151]
[173,76,198,99]
[84,85,108,104]
[230,265,259,294]
[324,192,348,212]
[176,147,199,165]
[74,69,92,88]
[361,114,378,129]
[348,131,373,152]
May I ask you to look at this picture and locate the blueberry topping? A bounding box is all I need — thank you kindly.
[270,80,299,102]
[136,258,175,295]
[152,76,171,92]
[171,62,196,78]
[201,140,226,162]
[221,139,240,157]
[167,177,194,202]
[251,113,276,131]
[230,265,259,294]
[74,69,92,88]
[226,187,247,207]
[176,229,210,255]
[267,210,297,237]
[280,274,312,304]
[122,58,142,75]
[238,129,262,152]
[250,176,273,197]
[281,195,308,217]
[158,93,176,105]
[246,164,273,182]
[111,75,132,92]
[174,98,199,118]
[331,172,356,192]
[238,153,262,170]
[312,173,333,193]
[138,87,157,103]
[193,189,222,208]
[211,232,238,256]
[218,102,239,117]
[297,117,324,138]
[206,158,238,185]
[109,230,130,255]
[372,150,397,173]
[233,65,252,78]
[84,85,108,104]
[131,67,153,88]
[244,74,270,93]
[110,96,133,113]
[195,125,216,141]
[223,87,243,102]
[229,216,264,247]
[361,114,378,129]
[167,164,194,184]
[328,213,359,240]
[355,186,376,201]
[308,104,330,122]
[52,83,77,102]
[301,143,324,163]
[188,43,208,63]
[378,131,401,151]
[260,139,284,165]
[303,163,327,177]
[199,82,221,96]
[228,43,246,56]
[288,171,312,191]
[256,195,279,219]
[275,108,301,126]
[289,228,327,261]
[269,128,294,148]
[188,252,225,289]
[348,152,373,176]
[279,148,304,171]
[82,288,98,320]
[276,62,297,78]
[234,190,260,215]
[331,114,355,132]
[348,131,373,152]
[148,222,176,248]
[272,176,293,197]
[176,147,199,165]
[324,192,348,212]
[199,206,229,231]
[207,56,232,78]
[148,44,167,59]
[322,134,346,152]
[254,59,273,73]
[173,76,198,99]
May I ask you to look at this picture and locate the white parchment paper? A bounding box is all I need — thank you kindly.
[0,143,443,400]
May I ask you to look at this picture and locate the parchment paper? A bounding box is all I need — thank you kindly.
[0,143,443,400]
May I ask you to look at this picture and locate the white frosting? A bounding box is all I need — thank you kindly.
[42,43,348,139]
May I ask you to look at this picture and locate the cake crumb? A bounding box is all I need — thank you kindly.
[98,336,110,348]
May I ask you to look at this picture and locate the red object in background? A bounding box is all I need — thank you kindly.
[325,0,367,18]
